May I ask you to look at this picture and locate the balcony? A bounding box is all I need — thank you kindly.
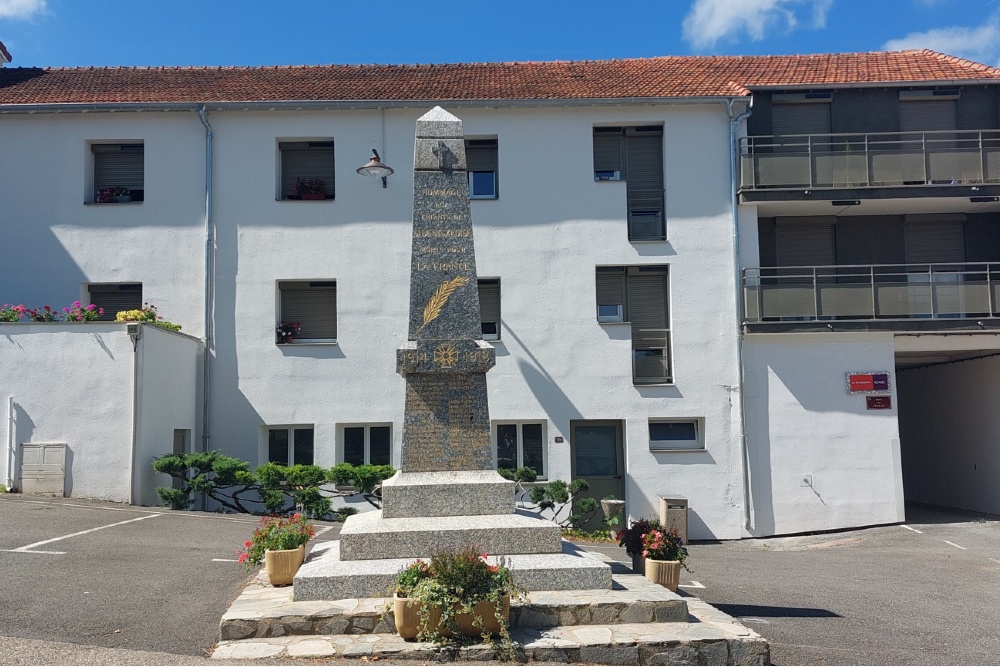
[744,263,1000,332]
[740,130,1000,193]
[632,328,671,384]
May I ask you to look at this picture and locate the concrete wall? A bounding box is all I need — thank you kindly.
[133,324,202,506]
[0,323,135,501]
[742,333,904,536]
[897,355,1000,514]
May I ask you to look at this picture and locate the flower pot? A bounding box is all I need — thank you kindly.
[264,544,305,586]
[282,333,294,344]
[644,558,681,591]
[601,498,625,520]
[632,552,646,575]
[393,594,509,640]
[300,193,326,200]
[114,195,132,203]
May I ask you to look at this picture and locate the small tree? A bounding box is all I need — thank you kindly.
[499,467,599,528]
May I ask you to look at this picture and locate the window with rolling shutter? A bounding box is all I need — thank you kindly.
[592,126,664,240]
[278,280,337,341]
[899,100,958,133]
[88,283,143,321]
[279,141,335,200]
[466,139,498,199]
[775,219,836,267]
[595,265,671,383]
[772,102,831,137]
[903,215,965,263]
[92,143,144,202]
[477,278,501,340]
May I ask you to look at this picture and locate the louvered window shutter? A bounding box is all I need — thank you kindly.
[280,281,337,339]
[93,144,144,192]
[466,140,497,172]
[904,217,965,263]
[627,268,669,330]
[88,284,143,321]
[899,101,958,132]
[775,220,836,267]
[477,280,500,333]
[593,129,623,173]
[280,142,335,198]
[772,103,831,136]
[625,129,665,239]
[596,268,626,318]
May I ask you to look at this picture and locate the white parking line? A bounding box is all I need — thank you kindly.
[901,525,923,533]
[212,558,239,562]
[1,513,160,554]
[943,540,967,550]
[679,580,706,589]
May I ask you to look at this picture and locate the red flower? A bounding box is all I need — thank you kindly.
[244,540,252,547]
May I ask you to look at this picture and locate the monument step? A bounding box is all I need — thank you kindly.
[224,547,689,640]
[338,509,562,561]
[292,540,613,601]
[380,470,514,518]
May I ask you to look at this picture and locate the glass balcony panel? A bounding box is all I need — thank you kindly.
[755,154,811,187]
[760,285,815,318]
[814,154,867,187]
[987,149,1000,182]
[870,151,925,185]
[817,284,873,318]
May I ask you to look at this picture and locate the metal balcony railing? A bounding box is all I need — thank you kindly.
[743,263,1000,324]
[632,328,672,384]
[739,130,1000,190]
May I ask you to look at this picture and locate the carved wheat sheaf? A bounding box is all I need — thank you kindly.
[417,276,469,333]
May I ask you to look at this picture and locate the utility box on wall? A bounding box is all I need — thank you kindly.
[659,495,688,544]
[20,443,66,496]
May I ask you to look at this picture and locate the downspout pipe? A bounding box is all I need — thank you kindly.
[197,105,214,460]
[727,97,754,532]
[6,396,14,490]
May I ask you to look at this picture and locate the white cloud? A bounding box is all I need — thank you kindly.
[0,0,46,20]
[682,0,832,50]
[883,16,1000,67]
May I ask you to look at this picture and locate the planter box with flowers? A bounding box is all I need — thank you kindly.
[641,527,689,591]
[237,513,316,586]
[276,321,301,344]
[1,302,103,323]
[293,178,327,200]
[96,186,132,203]
[392,546,524,651]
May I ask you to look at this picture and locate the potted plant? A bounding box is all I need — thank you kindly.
[96,187,116,204]
[112,186,132,203]
[276,321,301,344]
[616,516,662,575]
[600,494,625,527]
[392,546,524,646]
[237,513,315,586]
[641,527,689,591]
[63,300,103,322]
[293,178,327,200]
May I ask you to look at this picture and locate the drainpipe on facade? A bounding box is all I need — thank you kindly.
[197,106,214,468]
[6,396,14,490]
[727,97,754,532]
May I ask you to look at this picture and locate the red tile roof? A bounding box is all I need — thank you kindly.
[1,50,998,106]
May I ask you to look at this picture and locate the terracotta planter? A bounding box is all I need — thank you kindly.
[393,594,509,640]
[644,558,681,591]
[264,544,305,586]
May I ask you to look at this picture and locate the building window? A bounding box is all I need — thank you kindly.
[495,422,545,479]
[266,426,314,466]
[277,280,337,342]
[593,126,664,241]
[92,143,144,203]
[87,283,142,321]
[279,141,335,200]
[341,424,391,466]
[596,265,672,384]
[649,420,703,451]
[478,278,500,340]
[466,138,498,199]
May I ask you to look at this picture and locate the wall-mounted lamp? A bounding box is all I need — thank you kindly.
[356,149,394,188]
[831,200,861,206]
[970,196,999,203]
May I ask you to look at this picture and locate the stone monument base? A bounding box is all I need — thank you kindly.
[380,470,514,518]
[294,540,613,601]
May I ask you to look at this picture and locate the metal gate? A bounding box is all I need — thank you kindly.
[20,443,66,496]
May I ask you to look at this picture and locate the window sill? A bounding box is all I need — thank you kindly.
[470,196,499,201]
[277,340,338,346]
[634,381,676,387]
[598,320,630,326]
[629,238,668,244]
[84,201,143,206]
[277,197,334,202]
[650,447,706,453]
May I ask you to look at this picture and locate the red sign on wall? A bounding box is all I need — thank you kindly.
[866,396,892,410]
[847,371,891,394]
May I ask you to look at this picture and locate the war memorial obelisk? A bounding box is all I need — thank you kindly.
[295,108,610,599]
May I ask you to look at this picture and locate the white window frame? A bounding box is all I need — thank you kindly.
[277,280,337,344]
[261,425,315,466]
[492,421,547,480]
[466,138,498,200]
[89,141,145,204]
[648,419,704,452]
[277,139,335,201]
[338,423,393,467]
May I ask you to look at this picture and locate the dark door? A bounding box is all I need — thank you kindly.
[570,421,625,532]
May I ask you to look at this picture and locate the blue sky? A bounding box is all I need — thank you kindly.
[1,0,999,68]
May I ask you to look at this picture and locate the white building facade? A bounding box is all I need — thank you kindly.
[2,52,998,538]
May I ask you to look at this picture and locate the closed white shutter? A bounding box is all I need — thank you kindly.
[904,216,965,263]
[93,144,144,191]
[900,101,958,132]
[280,142,335,198]
[773,103,831,137]
[477,279,500,336]
[775,220,836,267]
[280,281,337,339]
[593,128,623,173]
[88,283,143,321]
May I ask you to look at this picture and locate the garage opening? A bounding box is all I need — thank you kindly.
[896,351,1000,518]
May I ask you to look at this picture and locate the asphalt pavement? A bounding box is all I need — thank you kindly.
[3,494,999,665]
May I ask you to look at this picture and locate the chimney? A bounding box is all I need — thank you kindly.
[0,41,11,66]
